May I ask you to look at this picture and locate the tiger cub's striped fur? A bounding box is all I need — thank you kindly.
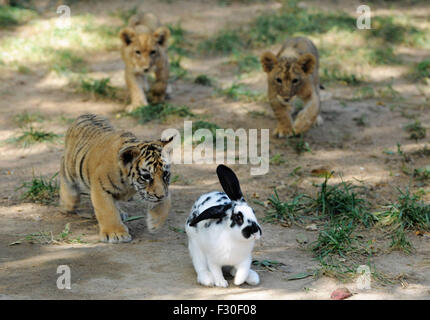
[60,113,173,243]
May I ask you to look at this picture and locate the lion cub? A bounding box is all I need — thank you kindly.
[119,12,170,112]
[261,37,321,137]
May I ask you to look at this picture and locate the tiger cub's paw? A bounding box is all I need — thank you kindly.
[146,214,165,234]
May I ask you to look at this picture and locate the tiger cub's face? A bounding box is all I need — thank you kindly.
[120,140,172,203]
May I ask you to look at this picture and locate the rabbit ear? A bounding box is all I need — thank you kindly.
[216,165,243,201]
[188,203,232,227]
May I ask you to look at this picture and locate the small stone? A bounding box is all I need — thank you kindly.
[305,223,317,231]
[331,287,352,300]
[296,233,308,244]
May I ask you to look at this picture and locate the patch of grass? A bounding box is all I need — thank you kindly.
[229,52,261,73]
[376,187,430,232]
[169,226,185,234]
[269,153,286,166]
[79,77,117,99]
[264,189,305,225]
[13,111,45,128]
[168,23,190,57]
[17,64,32,74]
[129,103,195,124]
[352,86,376,100]
[377,83,402,100]
[184,120,226,148]
[367,47,401,65]
[199,29,244,54]
[252,259,285,271]
[412,145,430,158]
[321,68,362,86]
[194,74,213,86]
[16,172,59,205]
[218,83,264,102]
[190,120,220,137]
[51,49,86,74]
[369,16,422,45]
[389,226,414,254]
[249,4,356,47]
[169,57,188,80]
[306,175,375,227]
[7,127,60,147]
[311,221,358,264]
[10,223,86,245]
[414,60,430,80]
[287,134,311,154]
[110,6,137,26]
[200,2,357,54]
[353,114,368,127]
[248,110,266,118]
[0,14,119,68]
[0,5,37,27]
[404,120,426,140]
[413,166,430,181]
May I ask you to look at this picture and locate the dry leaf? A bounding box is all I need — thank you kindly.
[311,168,332,178]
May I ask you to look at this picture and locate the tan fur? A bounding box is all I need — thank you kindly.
[119,12,170,112]
[261,37,321,137]
[60,114,173,243]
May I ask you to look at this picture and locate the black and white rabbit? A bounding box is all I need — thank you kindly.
[185,165,262,287]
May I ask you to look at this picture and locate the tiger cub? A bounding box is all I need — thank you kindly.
[60,113,174,243]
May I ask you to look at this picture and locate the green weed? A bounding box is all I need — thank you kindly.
[51,49,86,74]
[415,60,430,79]
[404,120,426,140]
[321,68,362,86]
[287,134,311,154]
[264,189,305,225]
[79,77,117,99]
[13,111,45,128]
[129,103,195,124]
[0,5,37,27]
[377,187,430,232]
[218,83,264,102]
[269,153,286,166]
[194,74,213,86]
[170,57,188,80]
[229,52,261,73]
[16,172,59,205]
[7,127,60,147]
[306,175,375,227]
[389,226,415,254]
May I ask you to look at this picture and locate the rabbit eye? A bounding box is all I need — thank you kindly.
[231,212,244,227]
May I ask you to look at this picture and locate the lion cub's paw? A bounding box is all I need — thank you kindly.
[273,125,293,138]
[100,228,132,243]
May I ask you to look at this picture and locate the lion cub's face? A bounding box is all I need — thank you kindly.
[260,52,316,104]
[120,27,170,74]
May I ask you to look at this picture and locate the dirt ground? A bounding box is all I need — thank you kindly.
[0,0,430,300]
